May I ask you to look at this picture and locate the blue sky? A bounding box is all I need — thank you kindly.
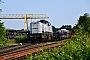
[0,0,90,29]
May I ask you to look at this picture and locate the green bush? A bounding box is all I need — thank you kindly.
[15,35,28,43]
[26,26,90,60]
[0,20,7,47]
[0,38,12,47]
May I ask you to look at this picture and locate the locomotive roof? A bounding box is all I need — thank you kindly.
[39,20,48,22]
[38,20,49,24]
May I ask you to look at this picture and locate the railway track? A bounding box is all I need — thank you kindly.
[0,42,44,56]
[0,40,67,60]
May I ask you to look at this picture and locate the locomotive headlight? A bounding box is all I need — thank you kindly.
[42,35,44,38]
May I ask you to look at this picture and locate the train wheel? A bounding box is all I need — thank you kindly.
[31,40,33,43]
[51,36,54,41]
[45,35,49,41]
[48,35,51,41]
[31,39,35,43]
[59,37,61,40]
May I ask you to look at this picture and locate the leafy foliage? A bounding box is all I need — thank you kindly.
[0,20,16,47]
[0,20,6,39]
[52,25,72,32]
[52,26,59,32]
[74,13,90,33]
[59,25,72,30]
[0,20,7,47]
[26,26,90,60]
[27,13,90,60]
[15,35,28,43]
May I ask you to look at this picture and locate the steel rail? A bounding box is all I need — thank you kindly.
[0,40,67,60]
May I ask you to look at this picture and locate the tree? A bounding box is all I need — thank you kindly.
[0,20,6,47]
[0,20,6,38]
[59,25,72,30]
[76,13,90,32]
[52,26,59,32]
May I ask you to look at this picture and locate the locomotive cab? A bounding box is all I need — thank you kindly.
[28,20,53,42]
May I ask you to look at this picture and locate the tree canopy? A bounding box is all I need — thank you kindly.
[52,26,59,32]
[73,13,90,33]
[0,20,6,47]
[59,25,72,30]
[0,20,6,38]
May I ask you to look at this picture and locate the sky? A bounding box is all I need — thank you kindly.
[0,0,90,30]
